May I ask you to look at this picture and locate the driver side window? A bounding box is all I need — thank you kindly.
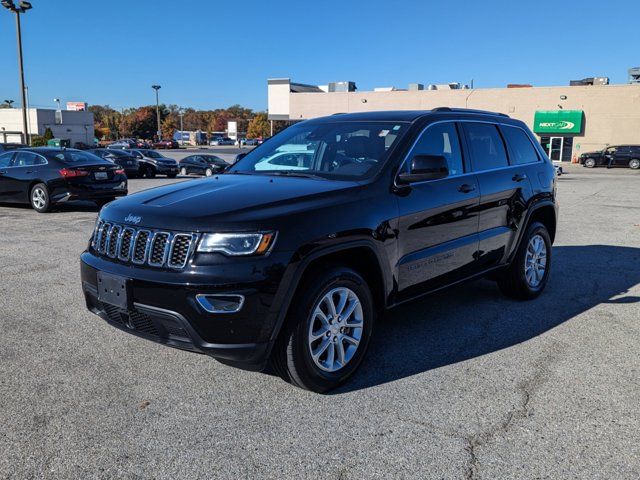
[406,122,464,176]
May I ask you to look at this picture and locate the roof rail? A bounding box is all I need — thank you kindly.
[432,107,509,118]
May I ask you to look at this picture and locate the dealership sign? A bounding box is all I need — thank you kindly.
[533,110,583,134]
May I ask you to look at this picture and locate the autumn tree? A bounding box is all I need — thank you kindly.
[247,113,270,138]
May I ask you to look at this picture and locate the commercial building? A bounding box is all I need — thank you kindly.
[0,108,95,145]
[267,78,640,162]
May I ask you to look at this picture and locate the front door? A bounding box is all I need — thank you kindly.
[396,121,480,298]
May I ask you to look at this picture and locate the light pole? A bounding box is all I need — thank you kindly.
[151,85,161,141]
[178,109,184,144]
[2,0,32,145]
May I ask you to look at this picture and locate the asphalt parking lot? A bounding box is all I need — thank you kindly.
[1,165,639,479]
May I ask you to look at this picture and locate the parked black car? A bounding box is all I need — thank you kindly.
[125,149,179,178]
[179,154,228,176]
[0,142,27,152]
[88,149,141,178]
[0,147,127,212]
[579,145,640,169]
[81,109,558,392]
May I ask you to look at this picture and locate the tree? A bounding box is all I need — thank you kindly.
[161,116,179,140]
[119,106,157,139]
[247,113,270,139]
[43,127,54,142]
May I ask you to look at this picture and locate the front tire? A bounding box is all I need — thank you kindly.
[497,222,551,300]
[30,183,51,213]
[584,158,596,168]
[629,158,640,170]
[271,266,375,393]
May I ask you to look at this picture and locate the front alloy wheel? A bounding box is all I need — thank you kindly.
[272,266,374,392]
[584,158,596,168]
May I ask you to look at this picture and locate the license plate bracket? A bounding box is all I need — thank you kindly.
[97,272,130,309]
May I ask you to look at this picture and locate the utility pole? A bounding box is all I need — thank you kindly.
[2,1,33,145]
[151,85,161,141]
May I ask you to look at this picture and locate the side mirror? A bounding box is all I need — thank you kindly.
[398,155,449,184]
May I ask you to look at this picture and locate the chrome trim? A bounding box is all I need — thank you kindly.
[195,294,245,314]
[167,233,198,269]
[131,229,152,265]
[148,232,172,267]
[118,227,136,261]
[106,224,122,258]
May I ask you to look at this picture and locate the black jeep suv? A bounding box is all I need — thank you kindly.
[579,145,640,169]
[81,109,558,392]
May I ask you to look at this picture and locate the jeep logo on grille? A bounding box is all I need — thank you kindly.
[124,214,142,225]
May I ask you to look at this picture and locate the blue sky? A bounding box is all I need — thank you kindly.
[0,0,638,111]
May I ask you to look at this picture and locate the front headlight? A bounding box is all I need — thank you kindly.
[197,232,276,256]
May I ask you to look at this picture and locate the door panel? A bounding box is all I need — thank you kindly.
[397,177,480,294]
[396,121,480,297]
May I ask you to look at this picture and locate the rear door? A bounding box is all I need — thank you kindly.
[613,146,630,166]
[396,121,480,296]
[461,122,534,268]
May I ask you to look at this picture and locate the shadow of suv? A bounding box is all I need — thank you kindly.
[80,108,558,392]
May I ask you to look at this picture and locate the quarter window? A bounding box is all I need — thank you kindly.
[463,123,508,171]
[501,126,540,165]
[406,122,464,176]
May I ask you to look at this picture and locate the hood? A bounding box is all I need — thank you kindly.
[101,174,361,231]
[581,150,601,157]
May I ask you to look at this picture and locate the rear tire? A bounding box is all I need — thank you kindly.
[180,167,188,176]
[30,183,51,213]
[629,158,640,170]
[271,266,375,393]
[205,168,213,177]
[497,222,551,300]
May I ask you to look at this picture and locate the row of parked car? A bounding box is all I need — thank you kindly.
[0,142,232,212]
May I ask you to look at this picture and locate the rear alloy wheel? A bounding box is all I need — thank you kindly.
[180,167,188,176]
[629,158,640,170]
[271,266,374,393]
[497,221,551,300]
[584,158,596,168]
[205,168,214,177]
[144,166,156,179]
[30,183,51,213]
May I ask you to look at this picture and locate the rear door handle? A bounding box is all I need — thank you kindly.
[458,183,476,193]
[512,173,527,182]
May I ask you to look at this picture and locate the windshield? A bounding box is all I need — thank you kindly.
[53,150,103,163]
[229,121,408,180]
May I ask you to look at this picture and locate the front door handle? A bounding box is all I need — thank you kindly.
[458,183,476,193]
[512,173,527,182]
[25,170,34,174]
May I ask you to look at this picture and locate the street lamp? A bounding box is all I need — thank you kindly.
[178,109,184,144]
[151,85,161,141]
[2,0,33,144]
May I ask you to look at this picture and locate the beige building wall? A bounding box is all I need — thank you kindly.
[285,84,640,158]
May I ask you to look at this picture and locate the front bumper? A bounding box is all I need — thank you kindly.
[80,251,291,368]
[156,164,179,175]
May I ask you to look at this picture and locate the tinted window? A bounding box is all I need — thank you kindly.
[0,152,14,167]
[406,122,464,176]
[13,151,45,167]
[463,123,508,171]
[501,126,539,165]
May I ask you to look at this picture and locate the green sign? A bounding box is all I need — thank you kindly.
[533,110,583,134]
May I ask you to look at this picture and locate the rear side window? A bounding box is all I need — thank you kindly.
[501,126,539,165]
[463,123,508,171]
[406,122,464,176]
[13,151,45,167]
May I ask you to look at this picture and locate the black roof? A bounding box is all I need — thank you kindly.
[307,108,510,124]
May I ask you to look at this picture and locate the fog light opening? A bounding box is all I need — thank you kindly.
[196,294,245,314]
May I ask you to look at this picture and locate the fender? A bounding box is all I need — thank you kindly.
[507,197,558,263]
[264,239,392,347]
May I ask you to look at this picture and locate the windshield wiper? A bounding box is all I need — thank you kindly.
[261,171,324,180]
